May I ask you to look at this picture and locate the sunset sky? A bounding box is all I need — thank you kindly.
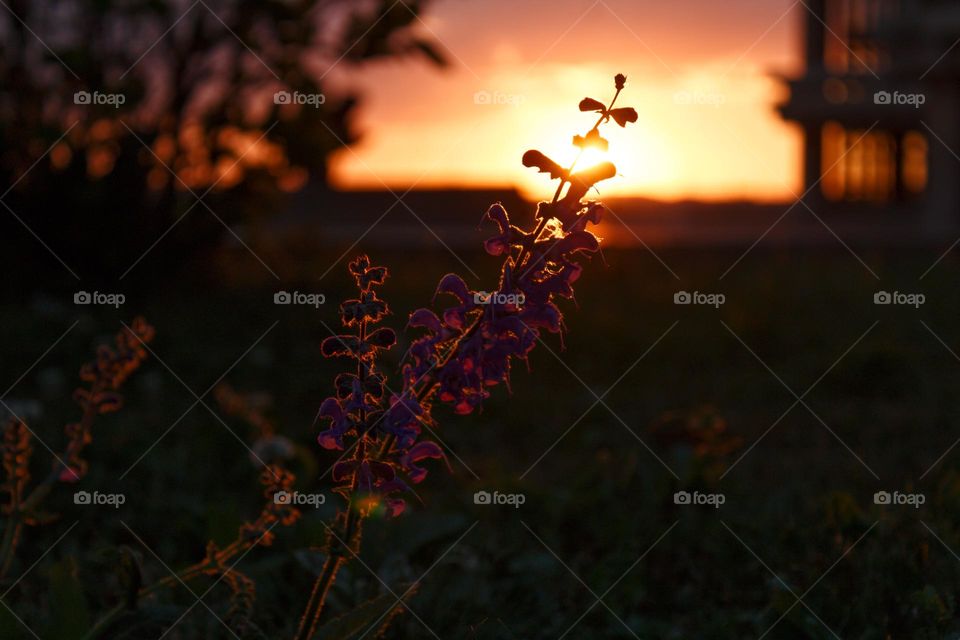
[328,0,807,202]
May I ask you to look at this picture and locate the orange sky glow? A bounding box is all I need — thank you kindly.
[328,0,807,202]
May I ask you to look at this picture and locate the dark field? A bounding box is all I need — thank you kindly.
[3,246,960,639]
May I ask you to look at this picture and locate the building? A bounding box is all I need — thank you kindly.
[779,0,960,236]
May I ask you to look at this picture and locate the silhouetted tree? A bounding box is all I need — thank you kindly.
[0,0,444,287]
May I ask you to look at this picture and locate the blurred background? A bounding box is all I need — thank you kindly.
[4,0,960,638]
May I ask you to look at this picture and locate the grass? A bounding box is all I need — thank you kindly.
[3,245,960,638]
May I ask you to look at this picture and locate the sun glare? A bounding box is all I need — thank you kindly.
[572,146,608,173]
[330,59,801,202]
[517,106,667,201]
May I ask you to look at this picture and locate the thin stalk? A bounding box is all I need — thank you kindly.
[0,389,103,582]
[292,544,348,640]
[0,521,22,581]
[514,86,623,275]
[293,317,371,640]
[293,457,363,640]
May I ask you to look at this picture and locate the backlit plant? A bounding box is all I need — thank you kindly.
[0,318,154,580]
[1,73,635,639]
[295,73,636,638]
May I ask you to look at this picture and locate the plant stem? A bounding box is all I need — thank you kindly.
[291,544,347,640]
[80,603,125,640]
[293,316,373,640]
[292,461,364,640]
[0,520,22,582]
[1,392,102,582]
[514,86,623,275]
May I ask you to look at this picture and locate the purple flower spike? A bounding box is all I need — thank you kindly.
[316,75,631,517]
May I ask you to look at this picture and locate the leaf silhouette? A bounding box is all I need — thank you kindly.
[562,161,617,204]
[410,38,447,67]
[366,327,397,349]
[573,129,608,152]
[608,107,638,127]
[570,161,616,188]
[522,150,567,180]
[321,335,361,358]
[579,97,606,112]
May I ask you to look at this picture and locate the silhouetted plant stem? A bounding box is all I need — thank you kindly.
[515,86,623,275]
[296,292,406,640]
[293,77,631,637]
[292,539,346,640]
[294,316,373,640]
[2,321,154,583]
[0,393,97,582]
[16,394,98,512]
[295,498,365,637]
[0,520,21,581]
